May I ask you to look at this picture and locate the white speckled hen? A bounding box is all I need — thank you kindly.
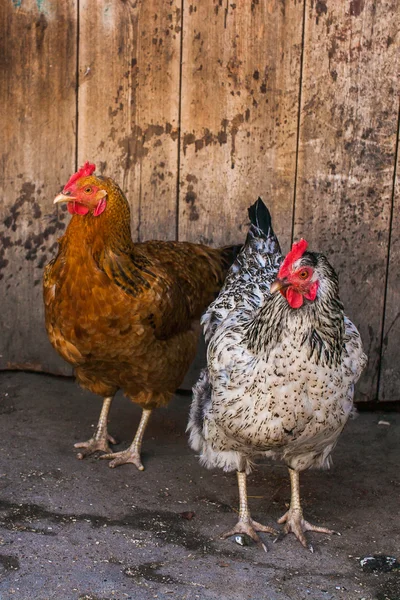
[188,198,367,551]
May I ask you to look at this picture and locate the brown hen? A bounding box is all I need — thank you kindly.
[43,162,239,470]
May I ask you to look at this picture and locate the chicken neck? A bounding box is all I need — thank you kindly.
[248,280,345,368]
[63,178,135,256]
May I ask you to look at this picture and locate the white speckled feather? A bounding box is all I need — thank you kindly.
[188,199,367,475]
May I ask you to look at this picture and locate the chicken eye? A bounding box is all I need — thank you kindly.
[299,270,309,279]
[84,186,92,194]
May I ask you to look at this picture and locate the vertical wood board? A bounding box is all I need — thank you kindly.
[77,0,182,242]
[0,0,77,374]
[179,0,304,249]
[293,0,400,400]
[379,110,400,401]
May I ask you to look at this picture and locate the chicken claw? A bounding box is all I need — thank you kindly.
[74,397,116,459]
[100,448,144,471]
[221,518,276,552]
[277,508,336,551]
[276,469,338,551]
[75,433,117,459]
[220,471,277,551]
[100,408,151,471]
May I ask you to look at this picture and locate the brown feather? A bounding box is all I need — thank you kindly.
[43,175,237,409]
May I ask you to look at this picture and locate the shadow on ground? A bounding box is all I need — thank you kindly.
[0,372,399,600]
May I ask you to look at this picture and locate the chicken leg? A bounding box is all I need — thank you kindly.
[221,471,277,551]
[74,396,116,459]
[277,468,336,551]
[100,408,151,471]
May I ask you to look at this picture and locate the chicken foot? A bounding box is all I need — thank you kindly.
[75,396,116,459]
[276,468,337,552]
[101,408,151,471]
[221,471,277,552]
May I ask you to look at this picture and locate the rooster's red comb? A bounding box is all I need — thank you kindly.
[64,161,96,191]
[278,238,308,278]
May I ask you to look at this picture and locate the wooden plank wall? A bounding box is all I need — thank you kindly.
[0,0,399,402]
[179,0,303,248]
[380,127,400,400]
[0,0,77,374]
[78,0,181,241]
[293,0,400,402]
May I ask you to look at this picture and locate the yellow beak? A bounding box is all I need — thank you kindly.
[54,193,75,204]
[270,278,289,294]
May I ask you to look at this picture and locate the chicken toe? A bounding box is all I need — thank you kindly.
[277,468,337,550]
[221,471,276,551]
[100,408,151,471]
[74,396,116,459]
[277,508,335,551]
[221,518,276,552]
[75,433,117,459]
[101,448,144,470]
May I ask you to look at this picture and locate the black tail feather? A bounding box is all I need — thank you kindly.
[246,197,281,253]
[248,197,273,237]
[219,198,278,271]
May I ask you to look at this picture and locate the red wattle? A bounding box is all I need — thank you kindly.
[67,202,89,216]
[286,287,304,308]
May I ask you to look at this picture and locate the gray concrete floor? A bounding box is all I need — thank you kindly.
[0,372,399,600]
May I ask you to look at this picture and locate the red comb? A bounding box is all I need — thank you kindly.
[64,161,96,191]
[278,239,308,278]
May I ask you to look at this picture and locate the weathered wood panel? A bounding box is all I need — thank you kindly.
[293,0,400,401]
[0,0,77,374]
[178,0,304,249]
[1,0,399,402]
[78,0,181,242]
[379,115,400,401]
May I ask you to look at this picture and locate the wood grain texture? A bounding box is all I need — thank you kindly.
[77,0,181,242]
[178,0,304,249]
[293,0,399,401]
[0,0,77,374]
[379,113,400,401]
[1,0,399,402]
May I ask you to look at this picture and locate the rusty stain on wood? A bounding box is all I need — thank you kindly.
[78,0,181,242]
[0,0,77,375]
[178,0,304,248]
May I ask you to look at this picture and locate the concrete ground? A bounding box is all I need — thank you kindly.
[0,372,399,600]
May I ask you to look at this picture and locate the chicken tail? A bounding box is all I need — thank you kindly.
[248,196,273,236]
[247,197,281,254]
[216,198,276,270]
[200,197,281,344]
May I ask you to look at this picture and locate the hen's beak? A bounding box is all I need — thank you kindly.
[54,193,75,204]
[270,278,290,294]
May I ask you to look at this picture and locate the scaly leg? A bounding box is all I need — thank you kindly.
[221,471,277,552]
[74,396,116,459]
[277,468,337,552]
[100,408,151,471]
